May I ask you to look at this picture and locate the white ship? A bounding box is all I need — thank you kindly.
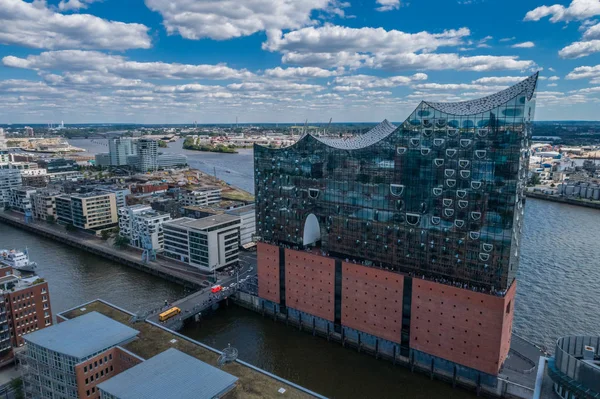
[0,249,37,273]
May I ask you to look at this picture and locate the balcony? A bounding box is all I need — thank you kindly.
[549,336,600,399]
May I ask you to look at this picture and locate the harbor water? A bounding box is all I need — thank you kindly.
[0,138,596,398]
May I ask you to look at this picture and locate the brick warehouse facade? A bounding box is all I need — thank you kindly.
[255,75,538,387]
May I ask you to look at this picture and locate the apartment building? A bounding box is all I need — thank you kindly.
[225,204,256,246]
[0,169,22,205]
[118,205,171,252]
[180,187,221,207]
[56,192,118,231]
[136,139,158,173]
[8,186,37,214]
[163,215,240,272]
[0,273,53,347]
[31,189,61,222]
[108,138,137,166]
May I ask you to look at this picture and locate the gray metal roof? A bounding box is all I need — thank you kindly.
[97,348,238,399]
[424,73,539,116]
[311,119,397,149]
[23,311,139,359]
[165,214,240,230]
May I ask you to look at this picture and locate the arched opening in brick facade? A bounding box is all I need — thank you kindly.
[302,213,321,247]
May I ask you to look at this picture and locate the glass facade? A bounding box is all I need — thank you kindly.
[255,74,538,291]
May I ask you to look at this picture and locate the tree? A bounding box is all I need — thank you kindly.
[528,173,541,187]
[101,230,111,240]
[46,215,55,224]
[114,235,130,249]
[10,378,24,399]
[65,223,77,232]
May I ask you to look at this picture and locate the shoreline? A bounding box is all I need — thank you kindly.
[526,191,600,209]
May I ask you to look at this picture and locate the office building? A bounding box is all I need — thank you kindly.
[31,189,61,221]
[0,169,22,205]
[157,153,188,169]
[8,186,36,214]
[136,139,158,173]
[48,170,84,183]
[546,335,600,399]
[0,274,53,347]
[118,205,171,252]
[254,75,538,385]
[181,187,221,207]
[56,192,118,231]
[225,204,256,246]
[0,162,38,171]
[163,214,241,271]
[108,138,137,167]
[19,311,140,399]
[97,187,130,210]
[39,158,79,173]
[97,348,238,399]
[95,153,111,168]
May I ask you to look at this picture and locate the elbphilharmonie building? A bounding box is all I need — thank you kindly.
[254,73,538,386]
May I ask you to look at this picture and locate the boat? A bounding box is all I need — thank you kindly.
[0,249,38,273]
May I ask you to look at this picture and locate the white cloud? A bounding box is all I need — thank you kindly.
[582,22,600,39]
[548,75,560,80]
[472,76,528,85]
[3,50,254,80]
[0,0,151,50]
[264,25,471,53]
[281,51,371,69]
[548,67,556,71]
[227,82,324,92]
[333,73,427,89]
[547,83,558,87]
[371,53,534,72]
[376,0,400,12]
[144,0,347,40]
[412,83,506,91]
[559,39,600,58]
[512,41,535,48]
[524,0,600,22]
[58,0,101,11]
[263,67,340,79]
[499,37,516,42]
[566,64,600,81]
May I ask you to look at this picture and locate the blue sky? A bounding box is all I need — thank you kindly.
[1,0,600,124]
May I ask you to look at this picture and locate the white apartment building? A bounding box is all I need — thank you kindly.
[8,186,37,214]
[225,204,256,246]
[163,215,241,272]
[136,139,158,172]
[31,189,61,221]
[181,188,222,207]
[118,205,171,252]
[0,169,22,205]
[108,138,136,166]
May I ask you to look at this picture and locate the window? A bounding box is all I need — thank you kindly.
[506,301,511,314]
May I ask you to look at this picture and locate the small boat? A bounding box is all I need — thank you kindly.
[225,170,231,173]
[0,248,38,273]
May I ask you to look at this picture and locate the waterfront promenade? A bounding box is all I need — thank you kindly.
[526,191,600,209]
[0,210,209,288]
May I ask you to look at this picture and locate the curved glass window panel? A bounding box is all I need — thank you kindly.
[431,216,441,225]
[475,150,487,159]
[433,138,445,147]
[432,187,443,196]
[471,181,482,190]
[446,149,457,158]
[436,119,447,128]
[460,170,471,179]
[443,198,453,207]
[396,200,405,211]
[410,138,420,147]
[447,128,458,137]
[434,158,445,167]
[406,213,421,226]
[460,139,472,148]
[455,220,465,228]
[446,179,456,188]
[423,120,433,128]
[409,119,421,126]
[397,146,407,154]
[444,208,455,217]
[456,190,467,198]
[458,200,468,209]
[477,129,488,137]
[308,188,320,199]
[463,120,475,128]
[482,243,493,252]
[469,231,480,240]
[445,169,456,178]
[421,148,431,156]
[471,212,481,220]
[479,253,490,262]
[448,120,460,128]
[423,129,433,137]
[458,159,470,168]
[390,184,405,197]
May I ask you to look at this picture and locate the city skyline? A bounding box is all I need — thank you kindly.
[0,0,599,123]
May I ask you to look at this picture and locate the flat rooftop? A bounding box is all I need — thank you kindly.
[225,204,256,216]
[25,311,139,359]
[165,214,240,230]
[97,348,238,399]
[60,301,317,399]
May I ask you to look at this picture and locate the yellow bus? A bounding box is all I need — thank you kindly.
[159,307,181,322]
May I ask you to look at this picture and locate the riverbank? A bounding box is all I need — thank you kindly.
[0,211,207,289]
[526,191,600,209]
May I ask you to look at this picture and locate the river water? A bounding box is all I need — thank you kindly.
[0,138,596,398]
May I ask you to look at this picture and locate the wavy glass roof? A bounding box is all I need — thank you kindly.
[310,119,397,150]
[424,73,539,116]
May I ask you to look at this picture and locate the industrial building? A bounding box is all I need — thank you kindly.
[163,214,241,271]
[254,74,538,388]
[118,205,171,252]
